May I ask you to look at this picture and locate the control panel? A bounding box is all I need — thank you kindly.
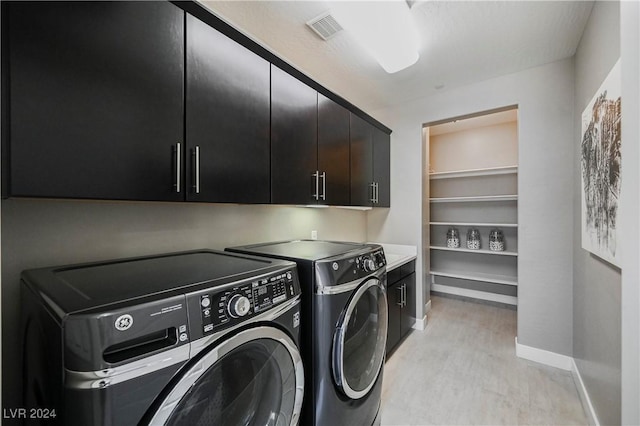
[355,249,386,273]
[316,248,387,287]
[198,270,298,335]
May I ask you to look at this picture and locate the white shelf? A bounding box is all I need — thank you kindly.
[429,195,518,203]
[429,165,518,180]
[430,269,518,286]
[429,222,518,228]
[429,246,518,256]
[431,284,517,306]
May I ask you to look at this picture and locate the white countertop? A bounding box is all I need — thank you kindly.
[370,242,417,271]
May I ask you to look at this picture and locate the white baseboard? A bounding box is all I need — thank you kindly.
[514,337,573,370]
[412,300,431,331]
[571,359,601,426]
[514,338,599,425]
[412,315,427,331]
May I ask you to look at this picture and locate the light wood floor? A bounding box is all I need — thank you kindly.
[380,295,587,425]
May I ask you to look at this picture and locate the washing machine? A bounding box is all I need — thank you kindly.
[227,240,388,426]
[20,250,304,425]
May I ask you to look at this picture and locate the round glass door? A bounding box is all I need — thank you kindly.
[333,278,388,399]
[149,327,304,426]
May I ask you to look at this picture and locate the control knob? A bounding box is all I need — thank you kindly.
[363,257,376,272]
[228,294,251,318]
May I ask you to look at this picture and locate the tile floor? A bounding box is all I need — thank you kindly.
[380,295,587,425]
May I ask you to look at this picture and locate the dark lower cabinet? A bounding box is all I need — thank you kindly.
[270,66,318,205]
[5,1,185,201]
[186,14,270,203]
[386,261,416,357]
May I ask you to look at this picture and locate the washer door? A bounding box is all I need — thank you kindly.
[148,326,304,426]
[332,277,388,399]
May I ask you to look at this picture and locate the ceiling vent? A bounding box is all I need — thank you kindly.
[306,12,343,41]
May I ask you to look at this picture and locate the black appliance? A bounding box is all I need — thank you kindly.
[227,240,387,426]
[21,250,304,425]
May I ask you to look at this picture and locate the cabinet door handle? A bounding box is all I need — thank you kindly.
[192,146,200,194]
[174,142,181,193]
[396,285,403,307]
[370,182,376,203]
[312,171,320,200]
[320,172,326,201]
[375,182,379,204]
[402,283,406,307]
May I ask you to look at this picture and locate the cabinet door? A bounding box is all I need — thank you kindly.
[185,15,270,203]
[400,272,416,339]
[386,281,402,357]
[350,114,374,206]
[6,2,184,201]
[373,127,391,207]
[271,66,318,205]
[317,94,350,206]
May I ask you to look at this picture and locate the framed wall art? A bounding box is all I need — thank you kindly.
[581,59,622,267]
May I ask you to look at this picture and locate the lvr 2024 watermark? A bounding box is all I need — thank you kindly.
[3,408,57,420]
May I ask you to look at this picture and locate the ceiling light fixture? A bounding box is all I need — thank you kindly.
[330,0,420,74]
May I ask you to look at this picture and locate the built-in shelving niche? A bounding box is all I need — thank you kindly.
[426,108,519,306]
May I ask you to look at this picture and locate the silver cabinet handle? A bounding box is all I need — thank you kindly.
[192,146,200,194]
[375,182,380,204]
[370,182,376,203]
[312,171,320,200]
[320,172,326,201]
[404,283,408,307]
[174,143,181,193]
[397,285,403,307]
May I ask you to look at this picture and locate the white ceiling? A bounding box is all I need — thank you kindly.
[200,1,594,113]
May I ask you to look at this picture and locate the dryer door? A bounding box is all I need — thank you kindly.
[333,277,388,399]
[147,326,304,426]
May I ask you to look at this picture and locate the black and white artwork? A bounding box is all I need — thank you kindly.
[581,59,621,267]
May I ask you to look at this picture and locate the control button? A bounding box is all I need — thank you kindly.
[203,324,214,333]
[179,325,187,333]
[363,258,376,272]
[228,294,251,318]
[332,262,339,271]
[179,333,188,342]
[286,271,292,280]
[203,308,211,317]
[201,297,211,308]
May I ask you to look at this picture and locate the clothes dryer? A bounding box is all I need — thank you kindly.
[21,250,304,426]
[227,240,387,426]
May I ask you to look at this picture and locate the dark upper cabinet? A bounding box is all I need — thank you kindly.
[350,114,391,207]
[373,127,391,207]
[350,114,374,206]
[185,14,270,203]
[317,94,350,206]
[5,2,185,201]
[271,66,318,205]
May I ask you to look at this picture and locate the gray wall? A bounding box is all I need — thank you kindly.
[620,1,640,423]
[368,58,576,356]
[1,198,367,411]
[573,2,621,425]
